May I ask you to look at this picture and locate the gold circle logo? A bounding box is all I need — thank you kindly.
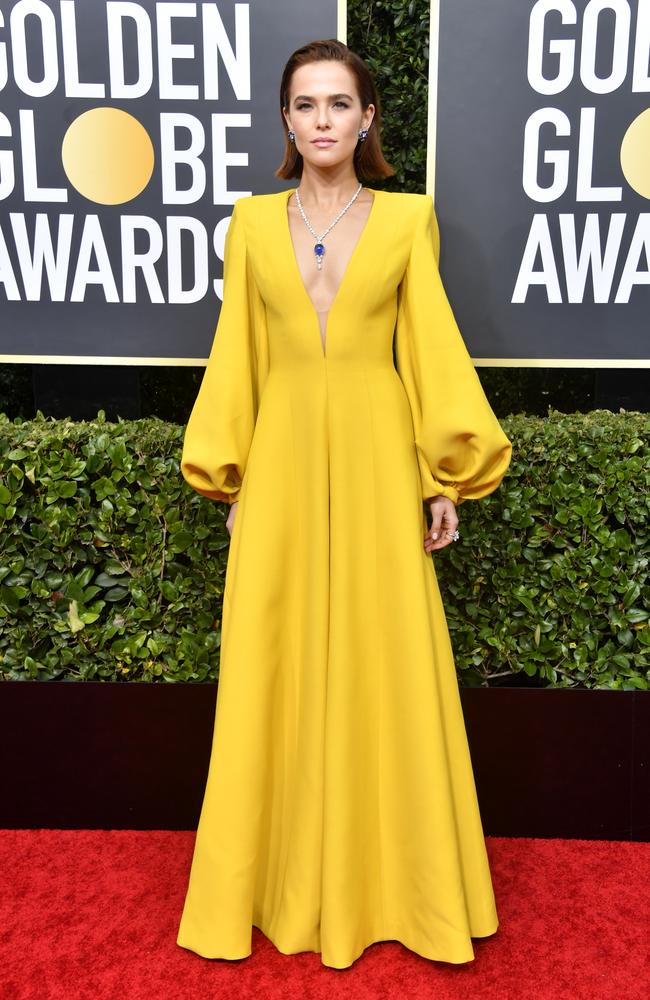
[620,108,650,200]
[62,107,154,205]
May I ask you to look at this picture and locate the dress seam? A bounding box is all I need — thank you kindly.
[320,363,332,946]
[362,367,387,932]
[269,389,301,940]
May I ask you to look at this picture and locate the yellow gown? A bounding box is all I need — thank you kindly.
[176,186,512,969]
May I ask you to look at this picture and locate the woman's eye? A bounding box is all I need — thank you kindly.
[296,101,349,110]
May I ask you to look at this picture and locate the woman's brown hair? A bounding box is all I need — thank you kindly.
[275,39,395,183]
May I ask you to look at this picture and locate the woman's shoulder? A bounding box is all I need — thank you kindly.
[229,188,434,236]
[377,189,430,202]
[226,193,282,241]
[233,188,433,208]
[232,191,286,213]
[372,191,434,244]
[377,189,432,202]
[375,189,434,220]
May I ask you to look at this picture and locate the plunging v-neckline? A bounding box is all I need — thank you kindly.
[283,186,378,358]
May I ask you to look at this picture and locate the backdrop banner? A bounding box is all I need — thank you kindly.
[0,0,338,364]
[428,0,649,366]
[3,2,647,367]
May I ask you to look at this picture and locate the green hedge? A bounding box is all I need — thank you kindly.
[0,409,648,687]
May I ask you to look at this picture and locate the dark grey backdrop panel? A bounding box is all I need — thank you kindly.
[436,0,648,363]
[0,0,336,361]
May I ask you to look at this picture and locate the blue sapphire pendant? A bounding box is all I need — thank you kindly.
[314,242,325,270]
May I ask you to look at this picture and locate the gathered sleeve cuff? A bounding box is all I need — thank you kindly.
[181,200,268,504]
[394,195,512,506]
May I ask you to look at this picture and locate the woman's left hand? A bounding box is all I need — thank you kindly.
[424,496,459,553]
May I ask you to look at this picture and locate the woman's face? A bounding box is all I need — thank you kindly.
[283,61,374,172]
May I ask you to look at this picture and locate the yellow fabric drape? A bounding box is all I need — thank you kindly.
[394,196,512,505]
[180,202,268,504]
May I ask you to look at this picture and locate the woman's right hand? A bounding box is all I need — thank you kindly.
[226,500,238,537]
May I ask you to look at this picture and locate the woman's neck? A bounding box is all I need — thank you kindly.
[295,170,366,212]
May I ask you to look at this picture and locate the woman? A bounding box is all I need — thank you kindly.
[177,39,512,970]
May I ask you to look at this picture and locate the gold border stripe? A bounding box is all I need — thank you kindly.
[426,0,440,201]
[1,355,647,368]
[338,0,347,43]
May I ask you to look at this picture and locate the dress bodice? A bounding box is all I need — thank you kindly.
[285,187,377,355]
[242,186,415,369]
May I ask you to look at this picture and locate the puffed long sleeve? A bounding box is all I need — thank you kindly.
[395,196,512,506]
[181,200,268,504]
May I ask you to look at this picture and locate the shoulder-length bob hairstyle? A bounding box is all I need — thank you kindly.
[275,39,395,183]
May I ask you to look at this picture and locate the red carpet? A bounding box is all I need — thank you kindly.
[1,832,648,999]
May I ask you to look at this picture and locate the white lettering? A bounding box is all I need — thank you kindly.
[157,2,199,100]
[70,214,119,302]
[20,110,68,202]
[107,2,153,99]
[512,214,563,301]
[121,216,165,302]
[580,0,630,94]
[202,3,250,100]
[522,108,571,202]
[576,108,622,200]
[10,0,58,98]
[616,214,650,302]
[10,211,74,300]
[561,211,625,301]
[167,216,208,302]
[528,0,577,95]
[160,113,206,204]
[60,1,106,98]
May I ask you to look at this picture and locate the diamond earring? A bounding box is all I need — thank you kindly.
[358,128,369,141]
[288,129,295,142]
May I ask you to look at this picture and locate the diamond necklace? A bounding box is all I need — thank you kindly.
[295,182,364,270]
